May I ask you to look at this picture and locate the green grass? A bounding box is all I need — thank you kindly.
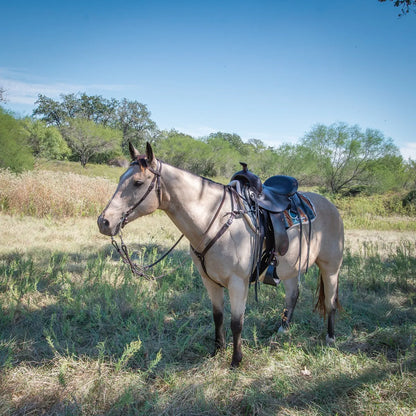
[0,215,415,415]
[0,162,415,414]
[35,159,126,182]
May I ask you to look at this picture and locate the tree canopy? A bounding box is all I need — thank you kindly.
[1,90,413,192]
[301,123,401,194]
[378,0,416,16]
[61,119,122,167]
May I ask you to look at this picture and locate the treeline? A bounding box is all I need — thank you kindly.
[1,92,415,196]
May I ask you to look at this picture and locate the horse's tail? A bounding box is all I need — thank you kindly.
[314,271,341,319]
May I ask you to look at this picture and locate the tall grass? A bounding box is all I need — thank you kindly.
[0,169,114,217]
[332,192,416,230]
[1,167,416,231]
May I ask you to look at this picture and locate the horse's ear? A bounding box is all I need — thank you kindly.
[146,142,156,167]
[129,142,140,160]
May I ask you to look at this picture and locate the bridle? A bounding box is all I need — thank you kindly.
[111,157,184,279]
[120,158,163,228]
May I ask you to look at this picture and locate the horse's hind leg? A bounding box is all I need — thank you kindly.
[202,277,226,355]
[278,276,299,333]
[315,262,341,344]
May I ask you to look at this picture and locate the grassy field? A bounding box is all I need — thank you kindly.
[0,166,416,415]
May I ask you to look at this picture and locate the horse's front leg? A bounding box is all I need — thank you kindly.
[201,277,226,355]
[229,277,248,368]
[278,276,299,333]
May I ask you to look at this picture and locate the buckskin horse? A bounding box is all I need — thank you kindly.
[97,143,344,368]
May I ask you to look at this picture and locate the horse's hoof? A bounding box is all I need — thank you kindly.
[326,335,336,345]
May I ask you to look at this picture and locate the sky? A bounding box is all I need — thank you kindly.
[1,0,416,159]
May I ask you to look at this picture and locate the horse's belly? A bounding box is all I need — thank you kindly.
[274,224,319,280]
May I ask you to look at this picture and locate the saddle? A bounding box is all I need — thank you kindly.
[230,163,313,289]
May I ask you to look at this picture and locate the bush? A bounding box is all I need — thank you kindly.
[0,108,34,172]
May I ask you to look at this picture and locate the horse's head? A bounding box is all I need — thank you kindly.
[97,142,161,236]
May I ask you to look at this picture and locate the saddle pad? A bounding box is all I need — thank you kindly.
[284,193,316,229]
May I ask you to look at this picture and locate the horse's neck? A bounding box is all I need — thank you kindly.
[160,163,227,247]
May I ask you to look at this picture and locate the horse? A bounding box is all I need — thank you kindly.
[97,143,344,368]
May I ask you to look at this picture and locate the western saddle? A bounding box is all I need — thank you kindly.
[230,163,313,288]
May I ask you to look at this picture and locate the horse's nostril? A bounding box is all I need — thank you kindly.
[102,218,110,227]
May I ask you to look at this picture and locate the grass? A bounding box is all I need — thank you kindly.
[0,165,415,414]
[0,169,115,218]
[2,166,416,231]
[0,214,415,415]
[35,159,126,182]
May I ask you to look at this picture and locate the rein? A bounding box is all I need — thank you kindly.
[111,157,185,279]
[111,232,184,279]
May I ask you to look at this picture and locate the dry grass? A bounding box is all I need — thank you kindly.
[0,167,416,415]
[0,169,115,218]
[1,213,415,415]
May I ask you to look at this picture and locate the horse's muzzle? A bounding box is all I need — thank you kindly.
[97,214,120,236]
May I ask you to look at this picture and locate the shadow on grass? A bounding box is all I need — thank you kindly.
[1,244,415,414]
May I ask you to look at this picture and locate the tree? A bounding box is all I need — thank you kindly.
[22,119,71,160]
[61,118,122,167]
[302,122,400,194]
[32,93,159,157]
[0,87,6,103]
[378,0,416,16]
[117,98,158,154]
[207,132,248,156]
[33,93,118,127]
[0,108,34,172]
[156,131,216,176]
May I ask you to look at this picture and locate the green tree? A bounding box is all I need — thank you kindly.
[302,122,400,194]
[205,134,241,178]
[32,94,66,126]
[117,98,158,154]
[61,118,122,167]
[0,87,6,103]
[366,154,408,193]
[0,108,34,172]
[22,119,71,159]
[33,93,118,127]
[156,131,216,176]
[378,0,416,16]
[207,132,248,156]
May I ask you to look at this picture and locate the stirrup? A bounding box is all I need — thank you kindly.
[263,256,280,286]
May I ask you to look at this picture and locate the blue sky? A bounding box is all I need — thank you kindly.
[1,0,415,158]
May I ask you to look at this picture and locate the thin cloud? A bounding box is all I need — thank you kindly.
[400,142,416,160]
[0,68,132,107]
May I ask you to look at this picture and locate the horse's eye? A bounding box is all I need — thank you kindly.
[134,180,144,187]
